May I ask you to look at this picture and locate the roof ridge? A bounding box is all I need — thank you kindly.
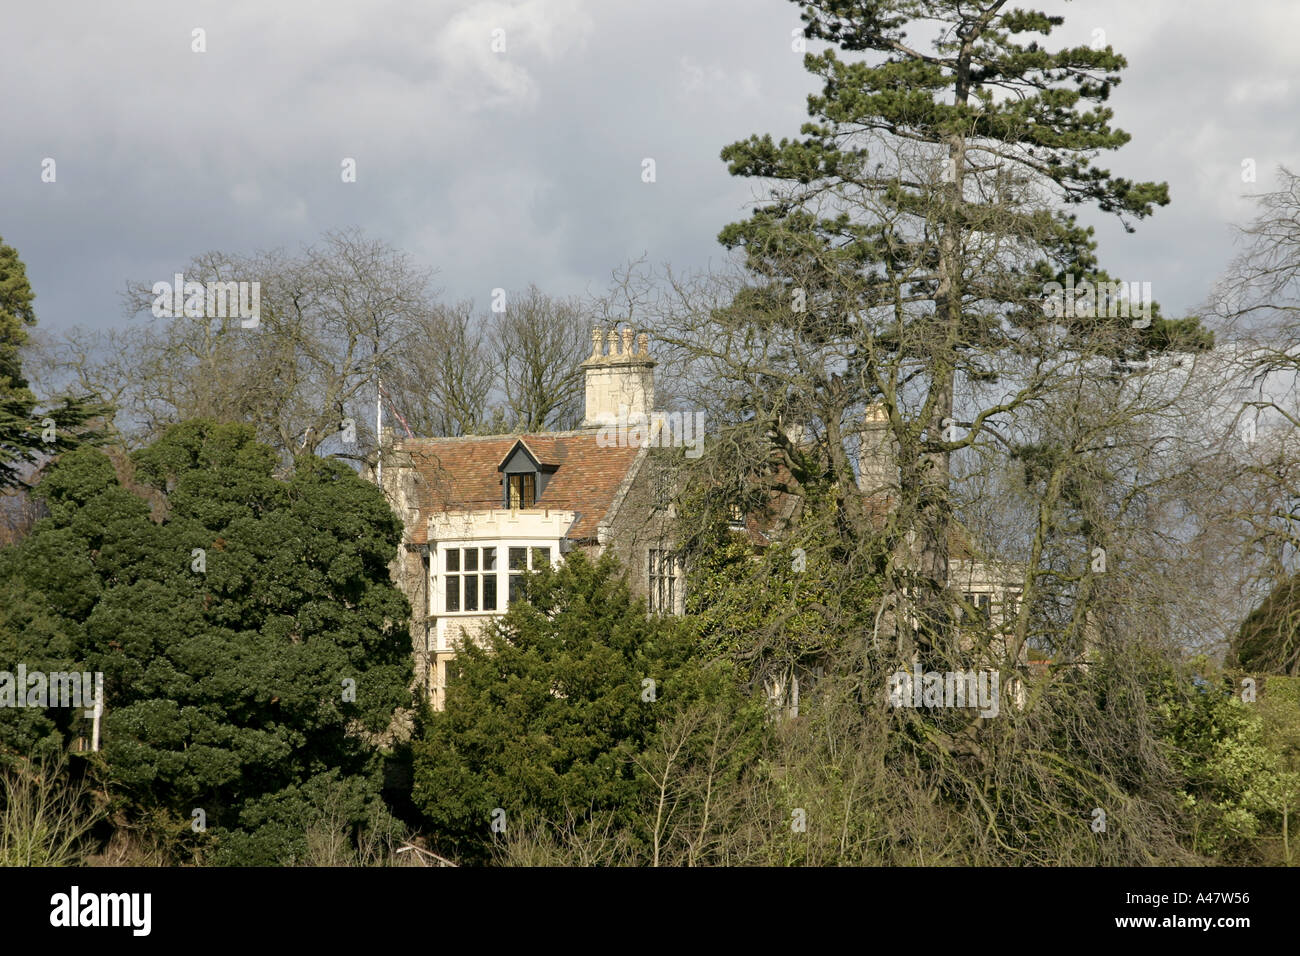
[396,427,603,446]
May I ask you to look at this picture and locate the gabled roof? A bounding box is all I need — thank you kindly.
[391,432,644,544]
[496,438,560,473]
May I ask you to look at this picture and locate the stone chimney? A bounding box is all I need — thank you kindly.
[858,402,899,498]
[580,326,655,427]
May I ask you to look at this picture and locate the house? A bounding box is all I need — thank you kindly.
[377,328,685,709]
[377,327,1025,712]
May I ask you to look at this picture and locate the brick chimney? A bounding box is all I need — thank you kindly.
[580,326,655,427]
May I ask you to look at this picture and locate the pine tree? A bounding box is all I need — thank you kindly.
[714,0,1212,659]
[0,235,108,490]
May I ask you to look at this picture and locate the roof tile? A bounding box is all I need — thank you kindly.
[392,433,642,543]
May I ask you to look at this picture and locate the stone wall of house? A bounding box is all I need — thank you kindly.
[599,447,681,612]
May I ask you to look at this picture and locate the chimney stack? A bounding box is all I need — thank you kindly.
[581,326,655,428]
[858,402,899,498]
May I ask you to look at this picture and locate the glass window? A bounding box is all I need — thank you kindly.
[445,547,493,613]
[507,473,537,508]
[648,548,680,615]
[501,545,558,608]
[728,505,745,531]
[962,592,991,623]
[652,465,673,510]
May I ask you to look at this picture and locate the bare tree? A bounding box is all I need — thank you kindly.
[43,228,443,465]
[384,301,497,437]
[1207,166,1300,669]
[496,284,589,431]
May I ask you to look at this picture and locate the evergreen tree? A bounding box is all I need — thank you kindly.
[713,0,1212,660]
[0,235,108,489]
[412,551,754,862]
[1231,574,1300,676]
[0,420,413,863]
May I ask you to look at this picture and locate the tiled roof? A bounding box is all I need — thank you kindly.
[391,432,643,544]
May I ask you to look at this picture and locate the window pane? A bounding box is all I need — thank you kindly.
[509,573,523,604]
[523,473,536,507]
[509,547,527,570]
[446,576,460,612]
[648,550,658,576]
[484,575,497,611]
[464,575,478,611]
[532,547,550,569]
[483,547,497,571]
[508,475,520,508]
[464,549,479,572]
[653,468,671,509]
[445,549,459,572]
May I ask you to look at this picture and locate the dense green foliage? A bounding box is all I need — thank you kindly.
[0,420,413,863]
[1231,575,1300,676]
[1159,667,1300,864]
[412,551,759,863]
[705,0,1213,671]
[3,0,1298,872]
[680,480,878,693]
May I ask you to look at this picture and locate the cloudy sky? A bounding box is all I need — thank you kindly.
[2,0,1297,338]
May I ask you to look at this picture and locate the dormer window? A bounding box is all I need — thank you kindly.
[498,439,557,511]
[507,473,536,509]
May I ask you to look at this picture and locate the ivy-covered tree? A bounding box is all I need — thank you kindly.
[0,420,413,863]
[680,478,879,710]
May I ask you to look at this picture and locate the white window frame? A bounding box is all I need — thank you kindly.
[434,540,557,618]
